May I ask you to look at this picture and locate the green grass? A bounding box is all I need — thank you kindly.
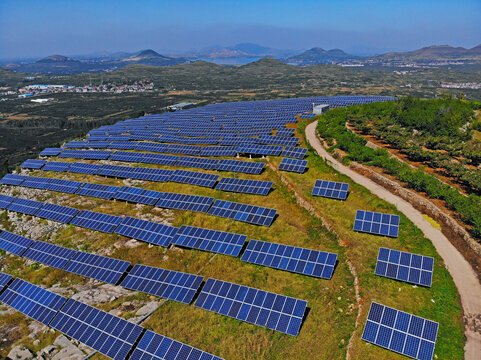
[0,118,464,359]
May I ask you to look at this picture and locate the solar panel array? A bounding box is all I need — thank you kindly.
[0,194,16,209]
[35,203,79,223]
[115,216,179,247]
[120,264,203,304]
[280,146,307,159]
[353,210,400,237]
[170,170,219,188]
[20,159,46,169]
[113,186,164,205]
[7,197,44,215]
[50,298,144,360]
[0,174,26,185]
[241,240,337,279]
[76,182,120,199]
[0,278,67,325]
[375,247,434,287]
[156,192,214,213]
[70,210,124,233]
[208,200,277,226]
[0,272,12,292]
[312,180,349,200]
[172,225,247,257]
[215,178,272,196]
[278,158,308,173]
[0,231,34,256]
[195,278,307,336]
[362,302,438,360]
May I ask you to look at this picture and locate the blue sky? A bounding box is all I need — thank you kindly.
[0,0,480,58]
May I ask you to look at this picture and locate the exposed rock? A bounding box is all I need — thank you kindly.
[28,322,47,338]
[50,335,85,360]
[7,345,33,360]
[135,301,160,316]
[71,283,132,305]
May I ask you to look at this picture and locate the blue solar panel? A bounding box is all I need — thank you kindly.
[20,176,51,189]
[42,161,72,172]
[281,146,307,159]
[195,278,307,336]
[35,203,80,223]
[169,170,219,188]
[113,186,164,205]
[362,302,438,360]
[109,151,144,162]
[141,153,179,166]
[375,248,434,287]
[236,144,283,156]
[0,194,15,209]
[208,200,276,226]
[312,180,349,200]
[7,197,44,215]
[68,162,102,175]
[44,178,82,194]
[256,135,300,147]
[130,330,224,360]
[278,158,307,173]
[120,264,203,304]
[172,225,247,257]
[241,240,337,279]
[50,298,144,360]
[76,182,120,199]
[0,174,27,185]
[69,210,124,233]
[275,128,295,137]
[0,278,67,325]
[215,159,264,174]
[0,231,34,256]
[39,148,62,156]
[63,251,130,284]
[134,142,168,153]
[23,240,77,269]
[175,157,219,170]
[215,178,272,196]
[353,210,400,237]
[199,146,238,157]
[115,216,179,247]
[0,272,12,292]
[156,192,214,213]
[20,159,47,169]
[59,149,111,160]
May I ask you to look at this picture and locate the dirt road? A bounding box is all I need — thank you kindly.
[306,121,481,360]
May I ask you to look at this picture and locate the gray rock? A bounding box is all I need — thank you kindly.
[7,345,33,360]
[71,283,131,305]
[136,301,160,316]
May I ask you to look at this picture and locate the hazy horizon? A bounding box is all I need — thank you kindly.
[1,0,480,59]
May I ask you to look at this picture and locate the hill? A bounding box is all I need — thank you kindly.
[121,49,186,66]
[286,47,361,65]
[370,45,481,62]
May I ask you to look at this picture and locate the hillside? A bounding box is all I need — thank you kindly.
[371,45,481,62]
[286,47,361,65]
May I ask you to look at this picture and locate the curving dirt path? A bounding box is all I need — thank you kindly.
[306,121,481,360]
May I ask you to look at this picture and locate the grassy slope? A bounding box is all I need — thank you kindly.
[0,119,464,359]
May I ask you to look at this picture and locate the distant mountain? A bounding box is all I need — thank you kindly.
[4,50,187,74]
[183,43,297,59]
[369,45,481,62]
[286,47,361,65]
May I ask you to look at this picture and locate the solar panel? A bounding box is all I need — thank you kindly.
[141,153,179,166]
[87,141,112,149]
[362,302,438,360]
[115,216,179,247]
[134,142,168,153]
[195,278,307,336]
[41,161,72,172]
[164,144,201,156]
[0,272,12,292]
[76,182,120,199]
[215,159,265,175]
[215,178,272,196]
[7,197,44,215]
[44,178,83,194]
[59,149,111,160]
[68,162,102,175]
[312,180,349,200]
[175,157,220,170]
[113,186,164,205]
[129,330,224,360]
[109,151,144,162]
[63,251,130,284]
[39,148,62,156]
[65,141,89,148]
[275,128,295,137]
[50,298,144,360]
[0,194,15,209]
[278,158,307,173]
[23,240,77,269]
[241,240,337,279]
[156,192,214,213]
[0,278,67,325]
[108,141,137,150]
[20,176,51,189]
[169,170,219,188]
[20,159,47,169]
[35,203,80,223]
[353,210,400,237]
[281,146,307,159]
[256,135,300,147]
[375,247,434,287]
[172,225,247,257]
[236,144,283,156]
[69,210,124,233]
[0,174,26,186]
[0,230,34,256]
[199,146,238,157]
[208,200,276,226]
[120,264,203,304]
